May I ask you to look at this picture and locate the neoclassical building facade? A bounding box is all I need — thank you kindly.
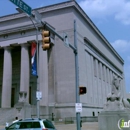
[0,1,126,120]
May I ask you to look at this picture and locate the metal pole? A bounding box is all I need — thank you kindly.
[29,17,40,118]
[36,28,40,119]
[41,21,64,41]
[74,20,81,130]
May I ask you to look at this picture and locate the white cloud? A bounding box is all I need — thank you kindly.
[115,1,130,25]
[111,39,130,52]
[79,0,130,25]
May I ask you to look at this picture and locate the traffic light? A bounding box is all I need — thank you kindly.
[79,86,87,95]
[42,30,51,51]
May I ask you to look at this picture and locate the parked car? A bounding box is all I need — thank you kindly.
[5,118,57,130]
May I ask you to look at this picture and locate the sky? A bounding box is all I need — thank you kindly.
[0,0,130,92]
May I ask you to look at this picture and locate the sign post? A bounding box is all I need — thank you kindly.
[9,0,32,16]
[75,103,82,113]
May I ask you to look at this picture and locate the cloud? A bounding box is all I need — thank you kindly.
[115,1,130,25]
[79,0,130,25]
[111,39,130,52]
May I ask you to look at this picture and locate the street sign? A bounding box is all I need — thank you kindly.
[36,91,42,100]
[9,0,32,16]
[75,103,82,113]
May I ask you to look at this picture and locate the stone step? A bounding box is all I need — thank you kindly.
[0,108,16,125]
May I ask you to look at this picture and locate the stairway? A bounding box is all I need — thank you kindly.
[0,108,16,125]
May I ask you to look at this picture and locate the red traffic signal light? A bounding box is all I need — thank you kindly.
[79,86,87,95]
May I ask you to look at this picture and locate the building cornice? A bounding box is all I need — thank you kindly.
[0,1,74,22]
[0,24,42,35]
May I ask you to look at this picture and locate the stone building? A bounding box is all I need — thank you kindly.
[0,0,126,121]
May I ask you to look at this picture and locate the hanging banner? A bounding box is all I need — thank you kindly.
[31,42,37,76]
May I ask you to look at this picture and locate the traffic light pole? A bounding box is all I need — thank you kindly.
[74,20,81,130]
[32,12,80,129]
[41,20,80,130]
[36,27,40,119]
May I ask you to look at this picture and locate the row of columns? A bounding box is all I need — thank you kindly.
[86,52,123,106]
[1,43,49,108]
[1,45,29,108]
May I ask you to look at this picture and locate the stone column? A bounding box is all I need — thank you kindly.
[19,44,30,103]
[104,66,107,98]
[1,47,12,108]
[95,59,99,105]
[108,69,111,93]
[106,68,110,95]
[99,62,105,105]
[38,42,48,106]
[90,55,94,104]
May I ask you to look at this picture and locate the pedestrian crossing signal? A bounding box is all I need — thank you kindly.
[79,86,87,95]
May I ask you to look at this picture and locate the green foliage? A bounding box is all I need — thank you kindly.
[127,98,130,103]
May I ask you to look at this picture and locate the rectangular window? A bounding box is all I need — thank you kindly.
[43,120,55,129]
[19,122,32,129]
[32,122,41,128]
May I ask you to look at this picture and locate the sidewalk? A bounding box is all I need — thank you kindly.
[0,122,99,130]
[55,122,98,130]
